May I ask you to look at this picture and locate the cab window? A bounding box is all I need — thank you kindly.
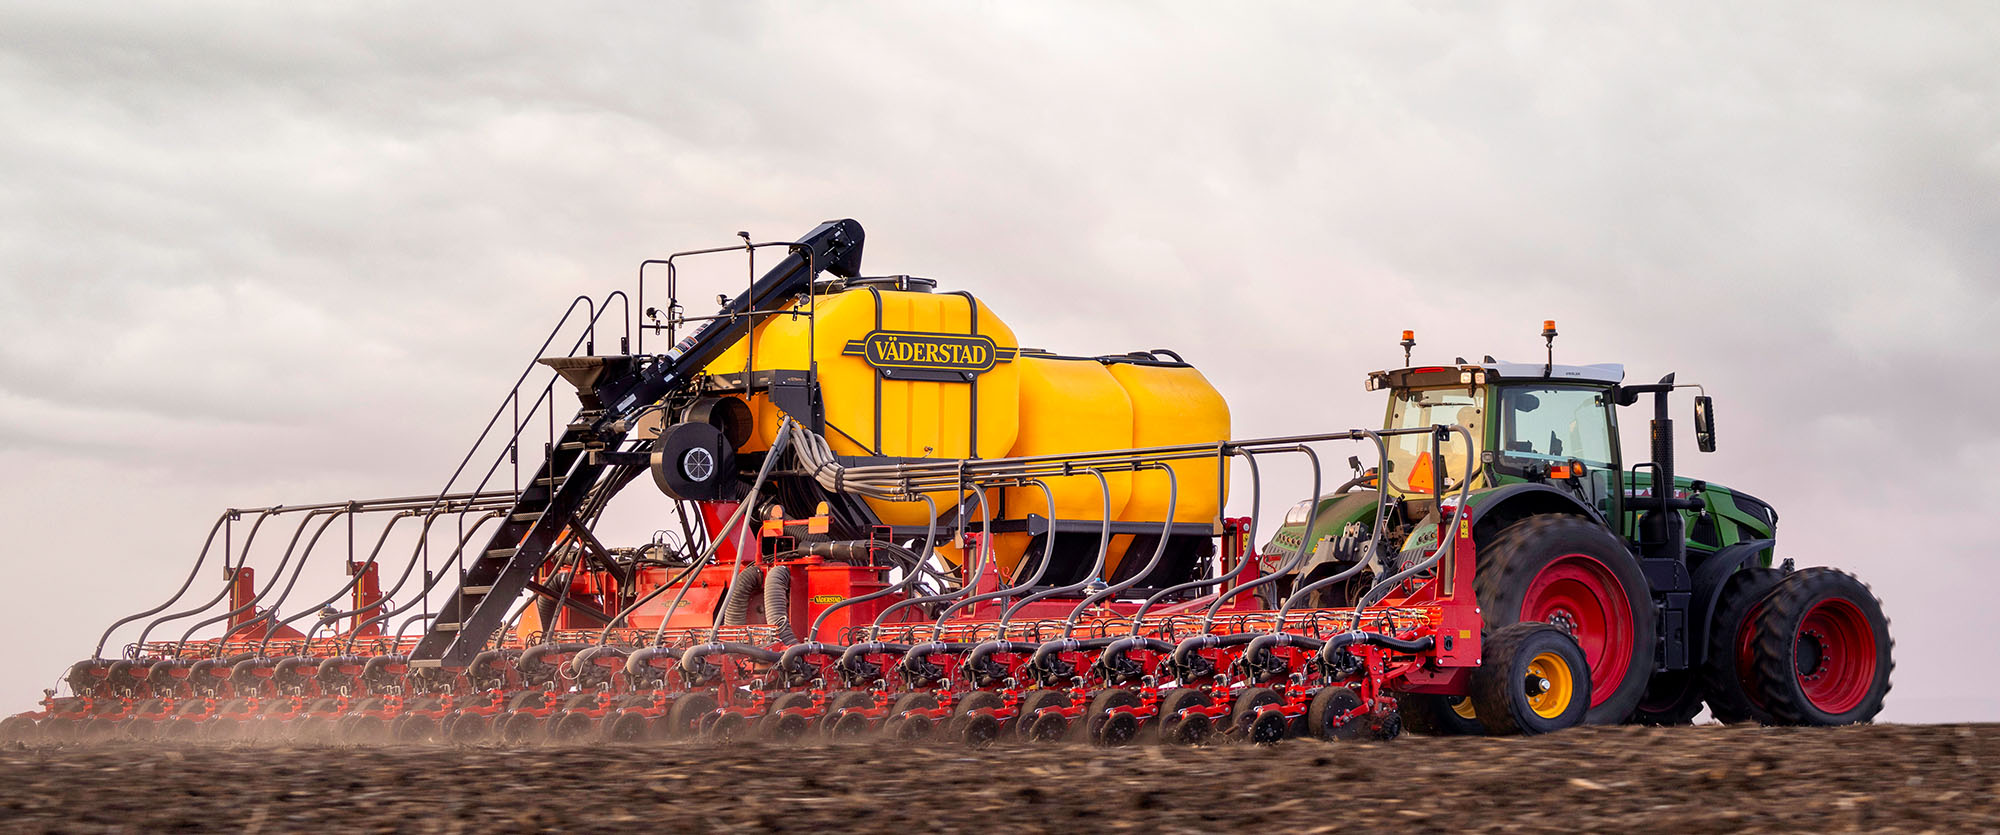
[1497,386,1614,467]
[1384,386,1484,495]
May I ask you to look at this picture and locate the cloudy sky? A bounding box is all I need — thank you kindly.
[1,3,1995,721]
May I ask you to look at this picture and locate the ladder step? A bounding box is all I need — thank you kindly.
[461,585,495,595]
[409,660,444,669]
[510,511,544,523]
[535,476,564,486]
[557,442,586,451]
[486,548,517,560]
[435,622,464,632]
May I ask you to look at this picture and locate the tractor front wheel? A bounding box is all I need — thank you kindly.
[1477,515,1655,724]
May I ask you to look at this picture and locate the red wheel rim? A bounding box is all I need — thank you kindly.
[1795,598,1876,714]
[1520,553,1633,708]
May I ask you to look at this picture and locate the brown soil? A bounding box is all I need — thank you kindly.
[1,724,1995,833]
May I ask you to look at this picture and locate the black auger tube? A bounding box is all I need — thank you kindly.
[964,640,1042,684]
[1170,632,1262,675]
[1025,636,1123,682]
[835,642,913,680]
[679,642,783,682]
[1094,637,1176,682]
[897,641,984,681]
[774,642,846,680]
[1314,631,1437,665]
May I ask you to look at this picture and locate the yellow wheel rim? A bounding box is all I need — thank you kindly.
[1449,696,1478,721]
[1525,652,1575,719]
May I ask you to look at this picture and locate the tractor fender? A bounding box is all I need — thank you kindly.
[1463,483,1603,545]
[1687,538,1774,665]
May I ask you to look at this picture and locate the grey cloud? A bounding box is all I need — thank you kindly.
[1,2,1995,720]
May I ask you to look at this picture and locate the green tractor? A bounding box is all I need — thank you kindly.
[1268,326,1893,730]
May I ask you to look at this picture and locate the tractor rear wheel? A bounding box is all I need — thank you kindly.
[1631,670,1706,726]
[1699,566,1784,724]
[1470,622,1592,735]
[1477,515,1654,724]
[1742,568,1893,725]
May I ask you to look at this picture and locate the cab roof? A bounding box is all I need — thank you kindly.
[1367,361,1625,390]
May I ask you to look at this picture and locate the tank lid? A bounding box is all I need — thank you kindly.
[821,275,937,293]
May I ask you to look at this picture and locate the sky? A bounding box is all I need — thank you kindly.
[1,2,1996,722]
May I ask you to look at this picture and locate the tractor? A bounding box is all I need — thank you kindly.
[1266,324,1894,729]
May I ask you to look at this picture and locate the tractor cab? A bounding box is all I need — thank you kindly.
[1368,360,1629,527]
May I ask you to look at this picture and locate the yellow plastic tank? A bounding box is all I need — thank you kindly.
[700,284,1230,580]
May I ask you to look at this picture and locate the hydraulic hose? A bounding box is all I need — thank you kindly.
[1058,465,1177,639]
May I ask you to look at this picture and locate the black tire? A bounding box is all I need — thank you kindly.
[948,690,1005,736]
[1307,686,1366,740]
[606,709,654,743]
[666,692,719,738]
[709,711,753,743]
[498,711,544,745]
[1084,689,1143,746]
[1698,567,1784,724]
[1470,622,1592,735]
[548,711,598,743]
[1396,693,1484,736]
[1013,690,1071,740]
[1743,568,1893,726]
[893,713,934,741]
[1025,709,1070,742]
[446,712,493,744]
[1154,687,1211,744]
[1229,687,1283,739]
[1477,515,1654,724]
[961,712,1002,748]
[822,691,876,739]
[759,692,817,740]
[1630,670,1705,726]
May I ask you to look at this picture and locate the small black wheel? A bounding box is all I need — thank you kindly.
[1700,567,1785,724]
[948,690,1005,735]
[830,710,874,739]
[1153,687,1211,744]
[548,710,599,743]
[0,715,40,744]
[769,711,811,742]
[1742,568,1893,726]
[1013,689,1072,740]
[1470,622,1592,735]
[890,691,940,724]
[708,711,752,743]
[893,713,934,741]
[1169,711,1213,746]
[1307,686,1366,740]
[391,713,441,742]
[1229,687,1283,738]
[1082,689,1142,746]
[961,712,1001,748]
[1247,709,1290,745]
[606,709,653,743]
[498,711,545,745]
[446,712,493,744]
[343,714,390,745]
[822,691,876,739]
[1026,708,1070,742]
[666,692,719,738]
[1096,711,1141,747]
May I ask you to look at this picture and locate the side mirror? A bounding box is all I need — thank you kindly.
[1693,395,1717,452]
